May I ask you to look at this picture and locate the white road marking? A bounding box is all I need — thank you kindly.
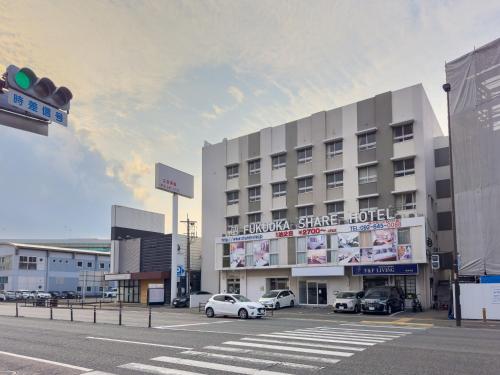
[152,355,294,375]
[204,346,341,365]
[278,331,389,342]
[258,333,376,346]
[240,337,365,351]
[119,363,204,375]
[181,350,321,370]
[340,323,426,330]
[83,372,118,375]
[86,336,192,350]
[155,321,233,329]
[322,326,412,334]
[0,350,92,372]
[294,328,402,338]
[222,341,354,357]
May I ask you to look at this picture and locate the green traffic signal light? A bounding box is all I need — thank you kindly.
[14,68,37,90]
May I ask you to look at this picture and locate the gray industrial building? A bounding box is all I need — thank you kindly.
[0,241,111,294]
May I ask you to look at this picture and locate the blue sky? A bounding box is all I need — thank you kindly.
[1,0,500,238]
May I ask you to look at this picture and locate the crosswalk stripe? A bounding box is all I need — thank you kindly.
[152,356,294,375]
[278,331,389,342]
[83,372,118,375]
[222,341,354,357]
[240,337,365,351]
[341,323,426,330]
[293,328,402,338]
[181,350,322,370]
[316,326,412,334]
[203,346,341,365]
[119,362,204,375]
[258,333,376,346]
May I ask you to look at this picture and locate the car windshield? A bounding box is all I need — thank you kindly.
[337,292,356,298]
[365,290,389,299]
[232,295,251,302]
[262,291,279,298]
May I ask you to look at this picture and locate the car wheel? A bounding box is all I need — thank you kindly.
[387,305,393,315]
[275,302,280,310]
[206,307,214,318]
[238,308,248,319]
[290,300,294,308]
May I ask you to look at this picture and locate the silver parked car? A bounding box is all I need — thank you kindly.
[333,291,364,313]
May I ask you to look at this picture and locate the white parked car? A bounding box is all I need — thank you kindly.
[333,291,365,313]
[258,290,295,310]
[35,291,52,299]
[0,292,6,301]
[205,294,265,319]
[103,288,117,298]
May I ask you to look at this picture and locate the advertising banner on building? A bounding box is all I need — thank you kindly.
[307,235,327,264]
[445,37,500,275]
[253,240,270,267]
[229,242,245,268]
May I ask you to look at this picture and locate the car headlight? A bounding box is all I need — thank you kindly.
[248,306,256,309]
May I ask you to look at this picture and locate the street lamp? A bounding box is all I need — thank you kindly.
[442,82,462,327]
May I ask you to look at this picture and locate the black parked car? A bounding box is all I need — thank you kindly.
[49,291,61,298]
[172,291,212,308]
[361,286,405,315]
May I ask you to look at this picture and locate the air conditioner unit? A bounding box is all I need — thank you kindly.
[409,213,415,218]
[395,214,402,219]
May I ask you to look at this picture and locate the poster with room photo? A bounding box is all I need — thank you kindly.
[229,241,245,268]
[253,240,270,267]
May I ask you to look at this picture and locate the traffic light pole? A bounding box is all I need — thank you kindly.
[181,215,196,295]
[443,82,462,327]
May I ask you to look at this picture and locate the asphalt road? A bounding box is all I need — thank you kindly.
[1,306,500,375]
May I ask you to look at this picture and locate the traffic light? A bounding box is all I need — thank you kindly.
[4,65,72,111]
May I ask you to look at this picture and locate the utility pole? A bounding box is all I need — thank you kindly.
[443,82,462,327]
[181,215,197,295]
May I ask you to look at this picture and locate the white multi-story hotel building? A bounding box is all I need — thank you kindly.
[202,84,451,308]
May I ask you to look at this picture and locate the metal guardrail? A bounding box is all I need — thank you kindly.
[6,300,154,327]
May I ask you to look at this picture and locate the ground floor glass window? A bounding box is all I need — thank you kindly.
[299,280,327,305]
[227,278,240,294]
[119,280,140,303]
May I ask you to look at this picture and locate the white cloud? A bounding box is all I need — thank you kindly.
[228,86,245,103]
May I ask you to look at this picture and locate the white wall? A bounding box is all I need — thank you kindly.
[458,283,500,320]
[112,205,165,233]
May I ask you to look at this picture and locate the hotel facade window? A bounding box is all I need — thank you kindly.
[326,171,343,188]
[359,197,378,212]
[297,147,312,164]
[326,201,344,217]
[297,177,313,193]
[226,165,239,179]
[248,186,261,203]
[272,209,287,222]
[394,158,415,177]
[358,131,376,151]
[298,205,313,218]
[272,154,286,169]
[326,140,343,158]
[248,213,261,224]
[269,240,279,265]
[272,182,287,197]
[248,159,261,175]
[226,216,239,231]
[396,192,416,210]
[226,191,239,205]
[393,123,413,142]
[358,166,377,184]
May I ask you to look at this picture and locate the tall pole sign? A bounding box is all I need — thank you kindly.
[0,65,73,135]
[155,163,194,305]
